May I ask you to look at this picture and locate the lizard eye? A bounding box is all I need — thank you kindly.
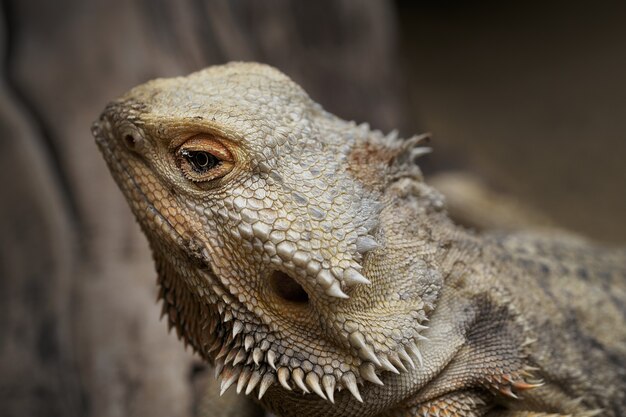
[182,150,219,173]
[177,135,235,183]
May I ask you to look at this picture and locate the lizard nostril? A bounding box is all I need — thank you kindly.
[269,271,309,304]
[123,133,144,152]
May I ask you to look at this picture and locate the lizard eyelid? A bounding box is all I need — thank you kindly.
[177,134,235,183]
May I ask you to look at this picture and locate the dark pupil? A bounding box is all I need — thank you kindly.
[187,151,218,172]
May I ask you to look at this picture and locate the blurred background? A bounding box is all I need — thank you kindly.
[0,1,624,416]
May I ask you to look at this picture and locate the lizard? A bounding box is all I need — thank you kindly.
[93,62,626,417]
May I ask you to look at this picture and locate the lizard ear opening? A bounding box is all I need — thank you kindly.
[269,270,309,304]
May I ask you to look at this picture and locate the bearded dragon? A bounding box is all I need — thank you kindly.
[93,62,626,417]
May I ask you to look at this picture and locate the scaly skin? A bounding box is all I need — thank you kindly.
[93,63,626,417]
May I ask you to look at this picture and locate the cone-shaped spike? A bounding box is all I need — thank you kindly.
[388,352,408,372]
[316,270,334,289]
[277,367,292,391]
[232,320,243,337]
[322,375,336,404]
[233,348,247,366]
[397,346,415,369]
[292,368,309,393]
[236,368,252,394]
[252,348,263,365]
[341,373,363,403]
[326,281,349,299]
[355,236,380,254]
[360,363,384,386]
[219,367,240,396]
[258,373,274,400]
[343,268,371,286]
[407,342,423,367]
[379,355,399,375]
[244,335,254,351]
[305,372,327,400]
[267,350,277,370]
[359,344,381,367]
[245,370,262,395]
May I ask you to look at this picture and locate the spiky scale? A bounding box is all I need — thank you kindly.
[388,351,408,372]
[322,375,336,404]
[292,368,310,393]
[245,370,262,395]
[258,373,275,399]
[407,341,424,367]
[219,367,240,396]
[277,367,292,391]
[326,281,349,299]
[355,236,379,254]
[252,348,263,365]
[379,355,400,374]
[232,320,244,337]
[305,372,327,400]
[360,363,384,386]
[267,350,277,370]
[244,335,254,351]
[236,367,252,394]
[341,372,363,403]
[343,268,371,286]
[398,346,416,369]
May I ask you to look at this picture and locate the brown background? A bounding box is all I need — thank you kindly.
[0,1,624,416]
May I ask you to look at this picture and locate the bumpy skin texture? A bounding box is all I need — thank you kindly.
[93,63,626,417]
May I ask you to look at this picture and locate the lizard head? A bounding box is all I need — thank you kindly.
[94,62,442,406]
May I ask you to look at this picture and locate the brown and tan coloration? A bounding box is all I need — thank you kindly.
[93,63,626,417]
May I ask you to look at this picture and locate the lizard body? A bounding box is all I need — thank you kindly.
[93,63,626,417]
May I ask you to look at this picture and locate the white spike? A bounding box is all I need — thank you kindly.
[233,348,247,366]
[397,346,415,369]
[360,363,384,386]
[359,344,381,367]
[292,368,309,393]
[213,358,224,378]
[232,320,243,337]
[267,350,277,370]
[215,342,230,360]
[208,338,222,354]
[410,146,432,159]
[386,129,399,141]
[388,352,408,372]
[244,335,254,351]
[341,373,363,403]
[355,236,380,254]
[349,331,367,349]
[252,348,263,365]
[407,342,423,367]
[223,310,232,322]
[316,269,334,289]
[348,332,382,366]
[245,370,262,395]
[277,367,291,391]
[236,368,251,394]
[258,373,274,399]
[322,375,336,403]
[224,348,238,364]
[379,355,399,374]
[305,372,327,400]
[219,367,240,396]
[325,281,349,299]
[343,268,371,286]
